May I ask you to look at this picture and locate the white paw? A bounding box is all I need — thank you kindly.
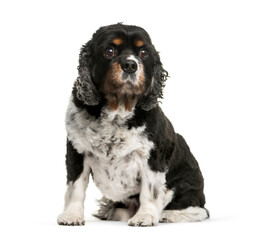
[128,213,158,227]
[57,212,85,226]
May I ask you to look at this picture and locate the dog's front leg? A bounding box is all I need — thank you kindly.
[128,169,166,227]
[57,155,90,226]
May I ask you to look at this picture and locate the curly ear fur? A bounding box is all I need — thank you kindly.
[139,51,168,111]
[74,41,101,106]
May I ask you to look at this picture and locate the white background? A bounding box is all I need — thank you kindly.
[0,0,253,239]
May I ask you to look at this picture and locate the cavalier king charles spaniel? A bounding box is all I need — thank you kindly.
[57,23,209,226]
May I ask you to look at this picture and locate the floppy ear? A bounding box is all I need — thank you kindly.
[74,41,101,106]
[139,51,168,111]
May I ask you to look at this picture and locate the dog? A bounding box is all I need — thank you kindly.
[57,23,209,226]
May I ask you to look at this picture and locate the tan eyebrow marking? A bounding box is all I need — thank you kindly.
[134,39,144,47]
[112,38,124,45]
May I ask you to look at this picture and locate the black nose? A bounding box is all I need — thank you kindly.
[121,60,137,74]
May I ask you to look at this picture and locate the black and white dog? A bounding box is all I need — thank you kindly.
[57,23,209,226]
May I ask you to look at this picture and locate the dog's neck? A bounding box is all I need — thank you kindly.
[100,104,135,123]
[105,93,138,112]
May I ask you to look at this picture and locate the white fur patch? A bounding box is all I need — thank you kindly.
[160,207,209,223]
[113,208,133,221]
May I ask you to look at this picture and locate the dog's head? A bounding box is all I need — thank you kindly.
[75,23,168,111]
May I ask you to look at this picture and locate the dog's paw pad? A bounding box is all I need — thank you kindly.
[128,213,157,227]
[57,212,85,226]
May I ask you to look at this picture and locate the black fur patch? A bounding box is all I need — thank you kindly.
[65,139,84,183]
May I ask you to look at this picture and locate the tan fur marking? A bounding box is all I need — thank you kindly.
[103,62,124,110]
[135,39,144,47]
[106,94,120,111]
[124,95,138,112]
[112,38,124,46]
[103,62,124,92]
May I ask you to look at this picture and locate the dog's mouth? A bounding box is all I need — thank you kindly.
[102,60,145,111]
[122,72,138,84]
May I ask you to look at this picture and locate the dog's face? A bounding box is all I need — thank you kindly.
[75,24,168,111]
[91,25,154,111]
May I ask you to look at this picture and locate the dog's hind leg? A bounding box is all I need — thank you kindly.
[159,207,209,223]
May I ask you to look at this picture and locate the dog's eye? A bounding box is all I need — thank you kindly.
[139,49,149,59]
[104,47,116,58]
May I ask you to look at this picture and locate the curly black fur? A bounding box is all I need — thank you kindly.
[75,42,102,106]
[138,52,168,110]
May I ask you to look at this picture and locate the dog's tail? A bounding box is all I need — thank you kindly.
[93,196,138,221]
[93,196,118,220]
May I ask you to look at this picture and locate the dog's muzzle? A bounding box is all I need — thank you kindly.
[120,56,140,83]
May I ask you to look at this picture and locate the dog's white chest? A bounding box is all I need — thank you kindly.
[66,99,154,201]
[86,152,144,201]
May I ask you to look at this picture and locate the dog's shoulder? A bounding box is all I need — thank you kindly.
[127,106,176,172]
